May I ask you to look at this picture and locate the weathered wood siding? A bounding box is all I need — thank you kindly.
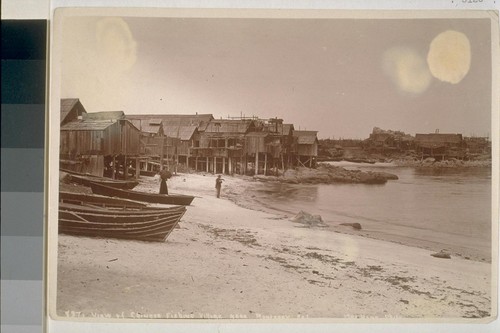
[121,120,140,155]
[297,143,318,156]
[245,135,267,154]
[60,121,140,156]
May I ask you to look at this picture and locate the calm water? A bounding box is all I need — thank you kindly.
[244,162,492,261]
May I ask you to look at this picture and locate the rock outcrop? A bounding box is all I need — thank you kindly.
[291,211,325,227]
[276,164,398,185]
[339,222,362,230]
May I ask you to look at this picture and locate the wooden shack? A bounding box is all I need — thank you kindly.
[60,111,141,178]
[264,122,295,171]
[192,119,257,174]
[415,133,464,159]
[163,125,198,166]
[292,130,319,167]
[126,114,213,172]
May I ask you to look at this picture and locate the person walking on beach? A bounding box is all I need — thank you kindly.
[215,175,224,198]
[159,169,171,195]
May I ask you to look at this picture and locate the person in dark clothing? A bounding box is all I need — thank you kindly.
[159,169,171,195]
[159,178,168,195]
[215,175,224,198]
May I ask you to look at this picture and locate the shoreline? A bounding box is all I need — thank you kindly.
[220,173,490,263]
[56,172,493,319]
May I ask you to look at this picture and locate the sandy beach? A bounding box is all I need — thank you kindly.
[55,173,493,320]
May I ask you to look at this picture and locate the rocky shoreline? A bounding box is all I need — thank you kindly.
[392,157,492,168]
[253,164,398,185]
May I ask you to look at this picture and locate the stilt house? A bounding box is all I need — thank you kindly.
[292,130,319,167]
[60,110,141,178]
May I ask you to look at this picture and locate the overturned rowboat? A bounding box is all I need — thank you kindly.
[89,181,195,206]
[58,195,186,242]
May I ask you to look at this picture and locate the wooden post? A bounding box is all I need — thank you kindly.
[213,156,217,174]
[135,158,140,179]
[160,135,164,171]
[206,157,209,172]
[309,155,312,168]
[112,155,116,179]
[195,156,198,172]
[255,152,259,175]
[222,157,226,174]
[228,157,232,175]
[264,153,268,175]
[124,157,128,179]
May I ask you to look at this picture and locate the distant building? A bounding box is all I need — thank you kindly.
[415,133,464,159]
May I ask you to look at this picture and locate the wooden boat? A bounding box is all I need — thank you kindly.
[58,198,186,242]
[59,191,148,209]
[89,182,195,206]
[61,169,139,189]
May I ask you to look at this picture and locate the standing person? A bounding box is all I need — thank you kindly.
[215,175,224,198]
[159,169,170,195]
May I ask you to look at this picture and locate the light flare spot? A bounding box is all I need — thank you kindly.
[427,30,471,84]
[96,17,137,71]
[383,47,432,95]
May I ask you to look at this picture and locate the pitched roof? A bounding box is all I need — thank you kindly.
[126,114,214,131]
[128,119,162,134]
[205,119,254,134]
[60,120,115,131]
[163,125,197,141]
[60,118,139,132]
[83,111,125,121]
[293,130,318,144]
[60,98,85,124]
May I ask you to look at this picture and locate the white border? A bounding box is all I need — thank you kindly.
[2,1,499,333]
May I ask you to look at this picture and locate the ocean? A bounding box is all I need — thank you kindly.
[239,162,492,262]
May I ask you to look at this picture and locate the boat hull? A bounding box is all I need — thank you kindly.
[58,201,186,242]
[89,182,195,206]
[61,169,139,189]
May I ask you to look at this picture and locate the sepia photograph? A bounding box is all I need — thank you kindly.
[48,8,498,323]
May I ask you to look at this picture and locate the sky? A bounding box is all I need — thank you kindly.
[60,15,492,139]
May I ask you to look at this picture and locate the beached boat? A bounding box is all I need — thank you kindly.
[89,181,195,206]
[61,169,139,189]
[58,198,186,242]
[59,191,148,209]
